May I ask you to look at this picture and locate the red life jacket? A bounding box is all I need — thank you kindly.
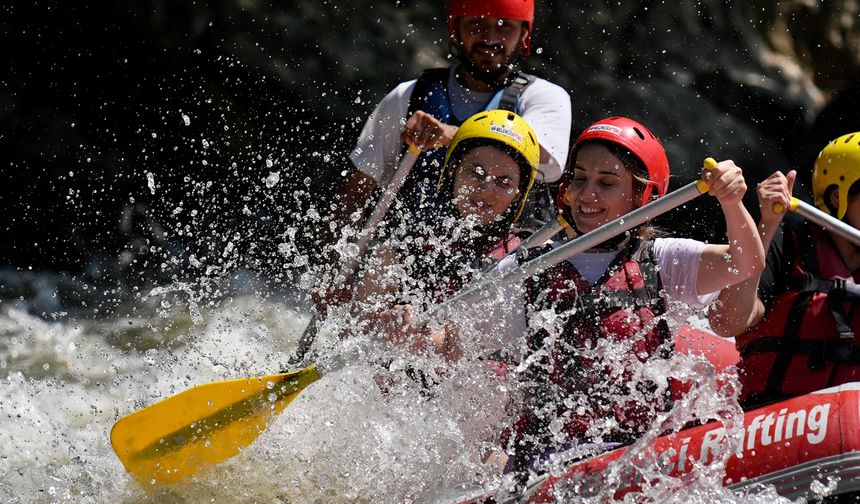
[522,239,671,443]
[736,222,860,407]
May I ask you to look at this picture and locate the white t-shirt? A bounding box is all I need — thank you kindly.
[349,66,572,185]
[565,237,720,308]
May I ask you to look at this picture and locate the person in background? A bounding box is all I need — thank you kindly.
[709,132,860,408]
[332,0,571,237]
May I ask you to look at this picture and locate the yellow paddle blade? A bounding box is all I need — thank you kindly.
[110,365,322,485]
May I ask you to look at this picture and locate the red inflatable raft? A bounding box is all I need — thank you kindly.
[448,326,860,503]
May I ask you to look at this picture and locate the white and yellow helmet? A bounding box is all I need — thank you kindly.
[439,110,540,222]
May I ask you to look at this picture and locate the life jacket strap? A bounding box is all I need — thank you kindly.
[498,71,536,112]
[786,272,858,340]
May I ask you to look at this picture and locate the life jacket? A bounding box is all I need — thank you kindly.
[521,239,672,445]
[736,221,860,407]
[399,68,535,221]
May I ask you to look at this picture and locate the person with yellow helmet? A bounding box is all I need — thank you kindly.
[350,110,539,362]
[709,132,860,408]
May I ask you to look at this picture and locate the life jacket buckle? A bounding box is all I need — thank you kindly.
[832,278,847,295]
[838,328,856,340]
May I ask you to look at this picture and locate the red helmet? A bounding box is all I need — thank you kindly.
[447,0,535,58]
[558,117,670,211]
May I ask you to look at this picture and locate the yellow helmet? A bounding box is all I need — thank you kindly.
[439,110,541,222]
[813,132,860,219]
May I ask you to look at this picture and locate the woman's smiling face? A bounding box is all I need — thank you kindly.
[451,145,521,225]
[562,142,638,234]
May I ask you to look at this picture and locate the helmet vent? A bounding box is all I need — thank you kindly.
[632,127,645,140]
[845,134,855,144]
[474,114,488,122]
[528,131,536,145]
[507,112,515,121]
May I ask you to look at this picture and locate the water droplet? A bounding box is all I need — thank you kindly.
[146,172,156,195]
[181,113,191,126]
[265,171,281,188]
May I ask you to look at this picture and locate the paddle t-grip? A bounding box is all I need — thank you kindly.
[696,157,718,194]
[772,197,800,214]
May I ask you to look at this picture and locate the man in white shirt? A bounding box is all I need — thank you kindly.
[332,0,572,235]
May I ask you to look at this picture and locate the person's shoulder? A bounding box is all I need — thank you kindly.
[387,79,418,100]
[518,76,570,117]
[652,236,706,260]
[521,75,569,97]
[653,236,704,248]
[369,79,419,119]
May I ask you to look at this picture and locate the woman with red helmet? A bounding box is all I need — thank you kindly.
[508,117,765,475]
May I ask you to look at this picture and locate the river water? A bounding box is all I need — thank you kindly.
[0,257,814,503]
[0,265,520,503]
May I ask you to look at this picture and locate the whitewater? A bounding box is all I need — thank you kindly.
[0,252,821,504]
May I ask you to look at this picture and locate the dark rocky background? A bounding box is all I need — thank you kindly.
[1,1,858,287]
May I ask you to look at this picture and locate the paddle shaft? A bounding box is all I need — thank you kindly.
[339,144,422,279]
[293,145,421,363]
[517,214,568,251]
[775,197,860,247]
[430,173,713,320]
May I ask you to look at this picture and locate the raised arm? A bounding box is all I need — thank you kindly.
[695,160,766,296]
[708,170,796,336]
